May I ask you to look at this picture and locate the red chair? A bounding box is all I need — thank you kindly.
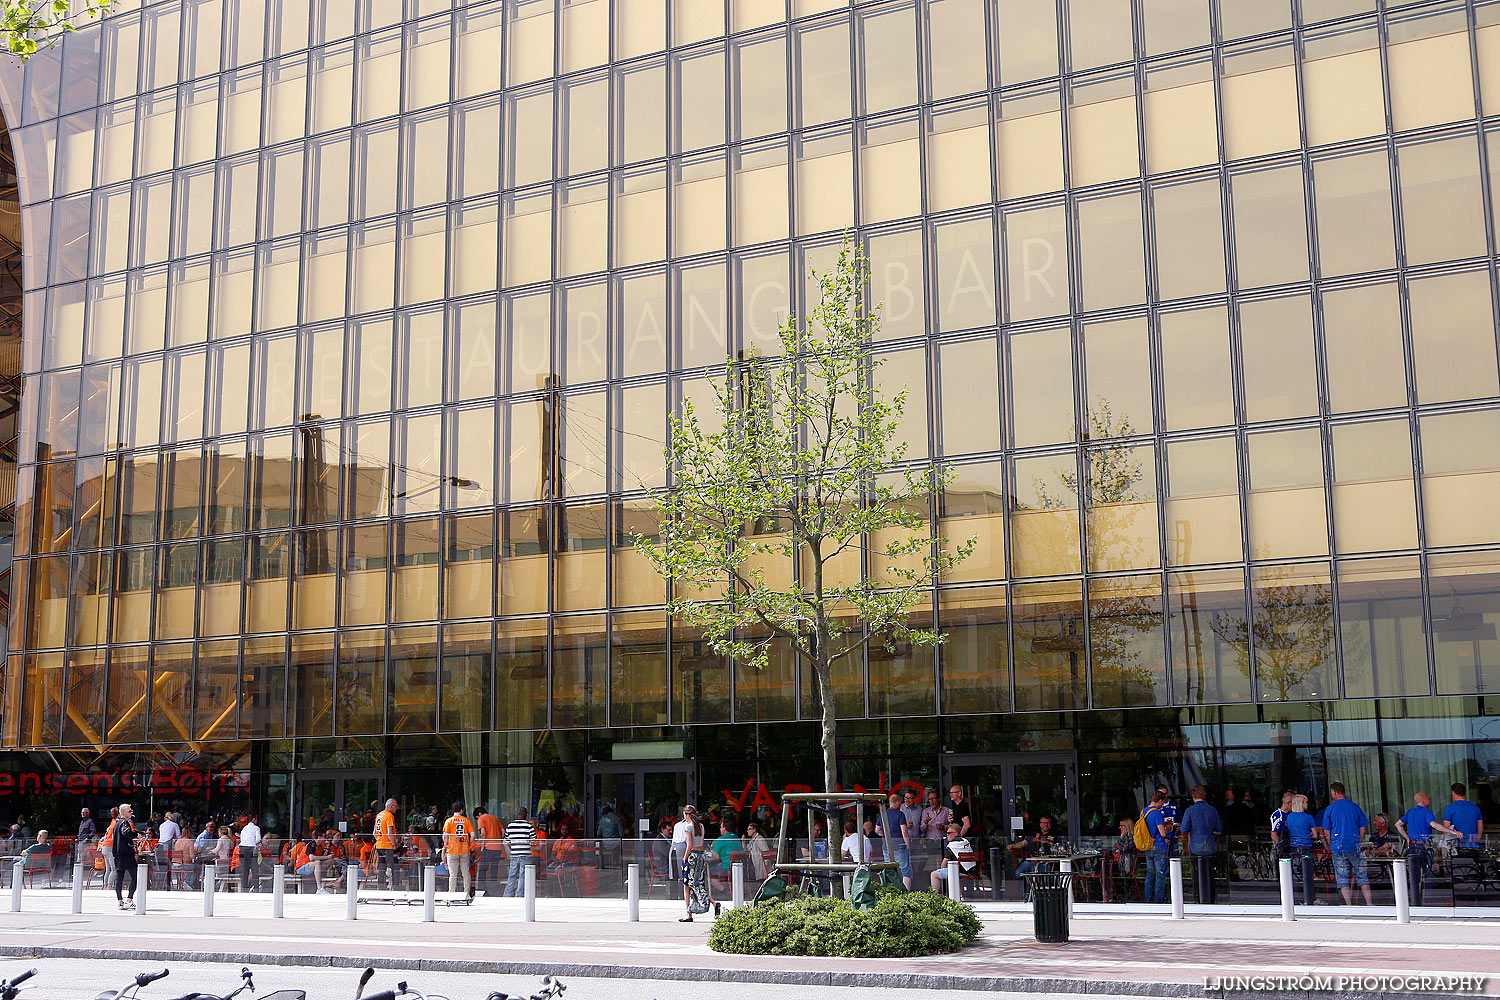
[954,851,984,900]
[645,847,675,898]
[1072,854,1107,901]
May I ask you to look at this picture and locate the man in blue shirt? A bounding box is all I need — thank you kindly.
[1321,782,1371,905]
[880,792,913,890]
[1142,791,1172,904]
[1440,782,1485,847]
[1178,785,1222,904]
[1396,791,1440,906]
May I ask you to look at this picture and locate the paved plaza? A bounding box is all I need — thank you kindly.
[1,890,1497,997]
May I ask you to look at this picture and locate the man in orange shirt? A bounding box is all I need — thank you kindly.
[474,806,503,893]
[373,798,399,890]
[441,802,473,897]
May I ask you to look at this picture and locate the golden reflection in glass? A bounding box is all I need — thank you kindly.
[1088,573,1166,709]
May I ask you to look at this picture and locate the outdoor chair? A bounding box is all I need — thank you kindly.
[17,850,52,888]
[645,849,675,898]
[1072,853,1107,901]
[954,850,985,900]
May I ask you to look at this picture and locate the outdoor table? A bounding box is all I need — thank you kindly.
[1027,853,1104,901]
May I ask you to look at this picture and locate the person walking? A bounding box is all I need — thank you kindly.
[881,792,913,889]
[1320,782,1372,905]
[238,814,262,892]
[503,808,535,897]
[111,804,139,910]
[373,799,400,889]
[676,806,710,922]
[1397,791,1441,906]
[1179,785,1223,904]
[1285,794,1319,906]
[1143,791,1172,904]
[441,802,473,896]
[474,806,503,892]
[100,806,119,886]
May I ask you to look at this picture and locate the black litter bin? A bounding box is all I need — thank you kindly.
[1020,870,1075,943]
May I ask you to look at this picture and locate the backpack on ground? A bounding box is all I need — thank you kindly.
[1133,814,1156,852]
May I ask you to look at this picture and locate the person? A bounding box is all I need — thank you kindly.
[881,792,913,890]
[442,801,473,896]
[1014,815,1058,878]
[373,799,400,890]
[650,818,674,878]
[709,816,743,879]
[1367,814,1399,856]
[474,806,503,891]
[839,818,872,863]
[157,812,181,867]
[215,825,235,879]
[238,814,262,892]
[676,806,710,922]
[1439,782,1485,847]
[861,818,883,860]
[597,804,623,840]
[1269,790,1294,861]
[111,804,139,910]
[1179,785,1222,904]
[1223,789,1252,838]
[929,822,977,892]
[504,808,536,897]
[194,820,218,854]
[1285,794,1319,906]
[919,790,951,841]
[899,788,923,837]
[948,786,971,837]
[77,808,96,842]
[1397,791,1441,906]
[21,830,51,870]
[101,807,119,885]
[1113,817,1138,882]
[1143,790,1172,904]
[1319,782,1371,906]
[1155,784,1180,830]
[742,821,772,880]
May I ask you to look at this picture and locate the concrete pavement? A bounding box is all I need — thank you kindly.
[1,890,1497,998]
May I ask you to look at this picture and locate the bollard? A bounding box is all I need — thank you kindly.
[1278,858,1295,921]
[731,862,745,909]
[423,865,436,923]
[841,874,851,898]
[523,863,537,922]
[203,863,216,916]
[9,858,21,912]
[1061,857,1075,920]
[626,863,640,922]
[135,863,148,915]
[990,847,1004,901]
[1169,857,1184,919]
[1393,859,1410,924]
[72,864,85,914]
[946,860,961,902]
[346,865,361,920]
[272,865,285,919]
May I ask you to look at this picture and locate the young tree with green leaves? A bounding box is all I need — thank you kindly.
[636,240,973,861]
[2,0,111,60]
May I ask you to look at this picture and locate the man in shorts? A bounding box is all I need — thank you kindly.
[881,792,913,889]
[1320,781,1372,905]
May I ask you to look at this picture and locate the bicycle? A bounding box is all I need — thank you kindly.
[484,977,566,1000]
[93,969,170,1000]
[163,967,305,1000]
[354,968,451,1000]
[0,968,37,1000]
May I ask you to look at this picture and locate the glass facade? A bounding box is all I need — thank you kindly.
[1,0,1500,842]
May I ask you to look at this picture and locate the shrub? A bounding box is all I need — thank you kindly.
[708,890,982,958]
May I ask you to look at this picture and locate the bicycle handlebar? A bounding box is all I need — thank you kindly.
[136,971,170,988]
[362,990,398,1000]
[8,972,36,988]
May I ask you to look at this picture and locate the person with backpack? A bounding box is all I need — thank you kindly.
[1140,790,1172,903]
[111,804,139,910]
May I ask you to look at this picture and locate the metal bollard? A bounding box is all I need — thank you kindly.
[946,860,961,902]
[1393,859,1410,924]
[203,862,216,916]
[990,847,1004,901]
[272,865,285,919]
[9,858,21,912]
[1278,858,1295,921]
[135,863,148,915]
[626,863,640,922]
[1169,857,1184,919]
[423,865,436,923]
[1061,857,1075,920]
[731,862,745,909]
[346,865,361,920]
[523,863,537,922]
[72,864,85,914]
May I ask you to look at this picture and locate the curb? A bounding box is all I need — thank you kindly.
[0,943,1489,1000]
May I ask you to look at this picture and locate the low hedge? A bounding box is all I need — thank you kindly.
[707,890,982,958]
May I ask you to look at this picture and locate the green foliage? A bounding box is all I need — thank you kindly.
[708,889,983,958]
[1,0,111,59]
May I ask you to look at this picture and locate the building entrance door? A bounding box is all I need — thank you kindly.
[585,762,694,839]
[294,770,386,837]
[942,753,1079,853]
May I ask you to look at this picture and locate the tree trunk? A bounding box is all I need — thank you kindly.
[814,638,839,892]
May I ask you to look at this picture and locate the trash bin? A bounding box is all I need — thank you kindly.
[1020,870,1075,944]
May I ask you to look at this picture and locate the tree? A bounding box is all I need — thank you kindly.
[2,1,111,60]
[636,240,972,859]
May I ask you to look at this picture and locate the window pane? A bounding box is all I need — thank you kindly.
[1398,136,1487,266]
[1089,573,1167,709]
[932,0,990,96]
[925,102,991,212]
[735,32,787,141]
[1159,306,1233,430]
[1169,567,1252,705]
[1003,202,1068,322]
[1231,165,1308,288]
[1313,152,1395,277]
[933,214,996,332]
[1331,419,1417,553]
[1407,270,1499,404]
[1429,550,1500,695]
[1152,178,1225,300]
[1251,562,1337,702]
[940,461,1005,583]
[1387,10,1474,131]
[938,585,1009,713]
[1144,60,1216,173]
[1221,41,1299,159]
[1068,73,1139,186]
[1009,327,1074,448]
[1068,0,1133,70]
[1247,427,1328,559]
[1013,580,1085,711]
[1011,452,1080,577]
[1166,435,1242,565]
[1077,192,1145,311]
[1301,23,1384,145]
[1239,295,1317,422]
[1083,316,1152,438]
[1321,282,1407,413]
[1419,408,1500,547]
[939,338,1000,456]
[1085,442,1159,572]
[860,5,917,114]
[797,20,851,127]
[997,90,1063,199]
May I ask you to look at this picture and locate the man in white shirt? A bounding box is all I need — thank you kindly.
[156,813,181,867]
[237,816,262,892]
[840,818,872,863]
